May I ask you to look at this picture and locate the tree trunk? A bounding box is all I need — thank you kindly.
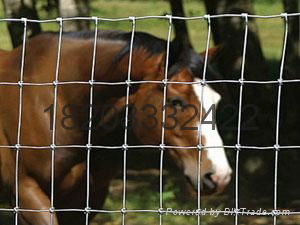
[58,0,90,31]
[169,0,191,48]
[203,0,267,80]
[44,0,59,16]
[282,0,300,78]
[2,0,42,48]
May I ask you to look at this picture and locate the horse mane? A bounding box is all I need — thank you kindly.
[62,30,165,60]
[62,30,205,76]
[44,30,205,78]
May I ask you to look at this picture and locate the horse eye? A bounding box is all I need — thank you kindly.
[168,97,185,107]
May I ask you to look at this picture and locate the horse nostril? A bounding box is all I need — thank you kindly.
[203,172,216,191]
[204,172,213,179]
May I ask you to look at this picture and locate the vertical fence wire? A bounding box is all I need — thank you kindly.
[49,17,63,225]
[121,16,136,225]
[14,17,27,225]
[235,13,249,225]
[196,14,212,225]
[85,17,99,225]
[159,15,173,225]
[273,13,289,225]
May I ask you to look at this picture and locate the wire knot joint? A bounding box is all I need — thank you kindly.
[158,208,164,215]
[273,144,280,151]
[200,79,206,86]
[91,16,98,25]
[21,17,27,24]
[238,78,244,85]
[18,81,23,88]
[49,207,55,214]
[89,80,95,86]
[56,17,63,27]
[84,207,91,214]
[122,144,128,150]
[204,14,211,24]
[235,144,241,151]
[162,79,168,86]
[159,144,165,150]
[280,13,288,20]
[272,209,279,216]
[129,16,136,25]
[14,206,19,213]
[125,79,131,86]
[121,208,127,214]
[166,15,172,25]
[241,13,249,23]
[197,144,203,151]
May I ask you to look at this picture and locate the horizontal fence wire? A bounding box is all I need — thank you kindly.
[0,12,299,23]
[2,79,300,86]
[0,13,298,225]
[0,144,300,150]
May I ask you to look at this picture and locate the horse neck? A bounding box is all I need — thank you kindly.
[0,49,20,81]
[59,37,165,82]
[0,50,9,75]
[0,49,8,58]
[93,45,165,82]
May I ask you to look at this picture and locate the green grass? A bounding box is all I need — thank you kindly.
[254,1,285,61]
[90,175,232,225]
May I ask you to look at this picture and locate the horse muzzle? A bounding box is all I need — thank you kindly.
[203,169,232,194]
[185,168,232,195]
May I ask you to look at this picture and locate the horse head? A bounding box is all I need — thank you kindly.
[93,31,232,194]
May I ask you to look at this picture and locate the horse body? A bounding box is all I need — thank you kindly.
[0,30,231,225]
[0,34,124,224]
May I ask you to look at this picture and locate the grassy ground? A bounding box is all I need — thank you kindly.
[90,171,300,225]
[0,0,293,225]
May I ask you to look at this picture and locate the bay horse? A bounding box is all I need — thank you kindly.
[0,29,231,224]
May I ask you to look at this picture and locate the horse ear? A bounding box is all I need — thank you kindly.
[199,45,232,103]
[199,45,223,62]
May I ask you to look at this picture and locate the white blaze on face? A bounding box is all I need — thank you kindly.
[193,78,232,188]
